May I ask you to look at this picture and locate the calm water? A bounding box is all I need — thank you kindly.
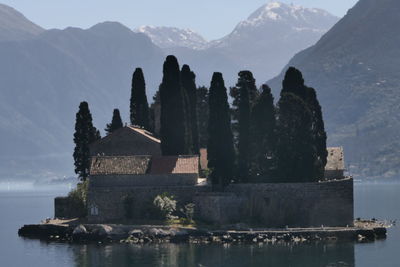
[0,182,398,267]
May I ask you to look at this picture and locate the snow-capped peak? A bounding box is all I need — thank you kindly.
[244,1,335,29]
[135,25,208,50]
[209,1,338,49]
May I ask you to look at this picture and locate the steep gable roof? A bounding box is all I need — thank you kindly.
[89,126,161,157]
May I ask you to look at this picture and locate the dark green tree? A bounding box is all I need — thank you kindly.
[130,68,150,129]
[276,93,317,182]
[196,86,209,148]
[207,72,235,189]
[281,67,307,99]
[159,55,188,155]
[281,67,328,180]
[181,64,199,154]
[105,109,123,135]
[250,84,277,181]
[305,87,328,179]
[149,90,161,136]
[73,101,101,181]
[230,71,259,141]
[230,71,258,182]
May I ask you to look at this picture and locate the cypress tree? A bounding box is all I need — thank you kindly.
[130,68,150,129]
[196,86,209,148]
[181,64,199,154]
[306,87,328,179]
[207,72,235,189]
[159,55,187,155]
[230,71,258,182]
[105,109,123,135]
[73,101,101,181]
[281,67,328,180]
[149,91,161,136]
[276,93,317,182]
[230,71,259,143]
[250,84,276,181]
[281,67,307,99]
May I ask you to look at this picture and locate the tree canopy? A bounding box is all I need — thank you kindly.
[105,109,123,135]
[130,68,150,129]
[73,101,101,181]
[207,72,235,189]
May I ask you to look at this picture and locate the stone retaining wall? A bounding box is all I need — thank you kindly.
[87,185,210,223]
[194,179,354,227]
[86,178,353,227]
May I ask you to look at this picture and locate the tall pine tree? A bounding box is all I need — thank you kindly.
[196,86,209,148]
[306,87,328,179]
[105,109,123,135]
[159,55,188,155]
[276,93,317,182]
[149,90,161,136]
[250,84,276,181]
[231,71,258,182]
[181,64,199,154]
[73,101,101,181]
[207,72,235,189]
[281,67,327,180]
[130,68,150,129]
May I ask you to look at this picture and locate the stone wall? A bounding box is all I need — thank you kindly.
[87,185,210,223]
[194,179,354,227]
[87,177,353,227]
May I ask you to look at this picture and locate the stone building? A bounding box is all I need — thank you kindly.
[87,154,202,222]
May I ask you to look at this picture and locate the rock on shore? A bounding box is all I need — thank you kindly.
[18,222,387,244]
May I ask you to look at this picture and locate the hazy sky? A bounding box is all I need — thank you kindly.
[3,0,358,40]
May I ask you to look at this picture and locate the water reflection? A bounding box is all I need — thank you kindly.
[71,242,355,267]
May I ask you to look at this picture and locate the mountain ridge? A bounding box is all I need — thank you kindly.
[268,0,400,178]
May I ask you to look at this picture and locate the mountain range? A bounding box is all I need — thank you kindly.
[4,0,399,181]
[139,2,338,84]
[0,2,337,181]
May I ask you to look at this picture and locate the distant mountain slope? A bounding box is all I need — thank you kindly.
[135,26,208,50]
[0,3,43,41]
[0,21,164,180]
[269,0,400,178]
[209,2,338,80]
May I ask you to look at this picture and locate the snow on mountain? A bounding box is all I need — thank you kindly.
[211,1,337,48]
[135,25,208,50]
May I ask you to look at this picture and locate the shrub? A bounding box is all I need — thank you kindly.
[180,203,195,225]
[153,193,177,221]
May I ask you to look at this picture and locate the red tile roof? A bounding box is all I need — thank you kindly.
[149,156,199,174]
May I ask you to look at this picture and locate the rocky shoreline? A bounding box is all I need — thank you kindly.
[18,220,388,245]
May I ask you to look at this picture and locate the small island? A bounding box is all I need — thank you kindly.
[19,56,388,244]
